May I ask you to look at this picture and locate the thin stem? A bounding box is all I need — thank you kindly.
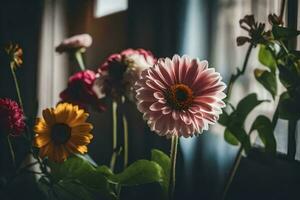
[271,105,279,129]
[116,184,122,200]
[221,147,243,200]
[110,101,118,171]
[287,119,297,161]
[121,96,129,169]
[221,44,253,199]
[226,44,253,100]
[122,115,128,169]
[10,62,24,110]
[279,0,286,20]
[7,135,16,168]
[168,135,178,200]
[279,40,289,54]
[74,50,86,71]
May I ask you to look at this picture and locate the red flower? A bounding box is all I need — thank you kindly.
[60,70,106,112]
[97,48,156,101]
[0,98,25,136]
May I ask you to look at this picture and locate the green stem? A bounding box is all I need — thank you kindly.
[279,40,289,54]
[7,135,16,168]
[279,0,286,20]
[110,101,118,172]
[10,62,24,110]
[74,50,86,71]
[226,44,253,100]
[168,135,178,200]
[121,96,128,169]
[287,119,297,160]
[271,105,279,129]
[116,184,122,199]
[122,114,128,169]
[221,147,243,200]
[221,44,254,199]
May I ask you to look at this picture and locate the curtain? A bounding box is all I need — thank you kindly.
[0,0,43,178]
[37,0,69,115]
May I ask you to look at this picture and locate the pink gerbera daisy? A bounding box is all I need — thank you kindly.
[135,55,226,137]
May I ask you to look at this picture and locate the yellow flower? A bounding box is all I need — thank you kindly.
[34,103,93,163]
[5,43,23,68]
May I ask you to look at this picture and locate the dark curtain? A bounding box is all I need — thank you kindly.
[127,0,186,58]
[0,0,42,116]
[0,0,43,198]
[0,0,43,169]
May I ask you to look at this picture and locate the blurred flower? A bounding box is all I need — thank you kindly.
[237,15,267,46]
[56,34,93,53]
[135,55,226,138]
[97,48,156,101]
[268,14,283,26]
[5,43,23,68]
[34,103,93,163]
[60,70,106,112]
[0,98,25,136]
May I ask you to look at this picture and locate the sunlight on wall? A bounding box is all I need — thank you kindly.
[94,0,128,18]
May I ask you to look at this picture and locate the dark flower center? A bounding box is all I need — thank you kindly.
[165,84,194,110]
[51,123,71,145]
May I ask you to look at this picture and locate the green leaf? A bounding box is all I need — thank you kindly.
[49,155,116,199]
[97,165,114,177]
[222,94,266,152]
[224,128,239,146]
[228,125,251,152]
[234,93,267,123]
[254,69,277,99]
[272,26,300,40]
[151,149,170,199]
[250,115,276,154]
[78,154,98,167]
[151,149,170,178]
[49,155,101,187]
[258,44,277,73]
[278,92,300,120]
[53,179,94,200]
[277,56,300,89]
[218,111,229,126]
[38,178,94,200]
[111,160,164,186]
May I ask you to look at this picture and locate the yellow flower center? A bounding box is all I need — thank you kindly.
[165,84,194,110]
[51,123,71,145]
